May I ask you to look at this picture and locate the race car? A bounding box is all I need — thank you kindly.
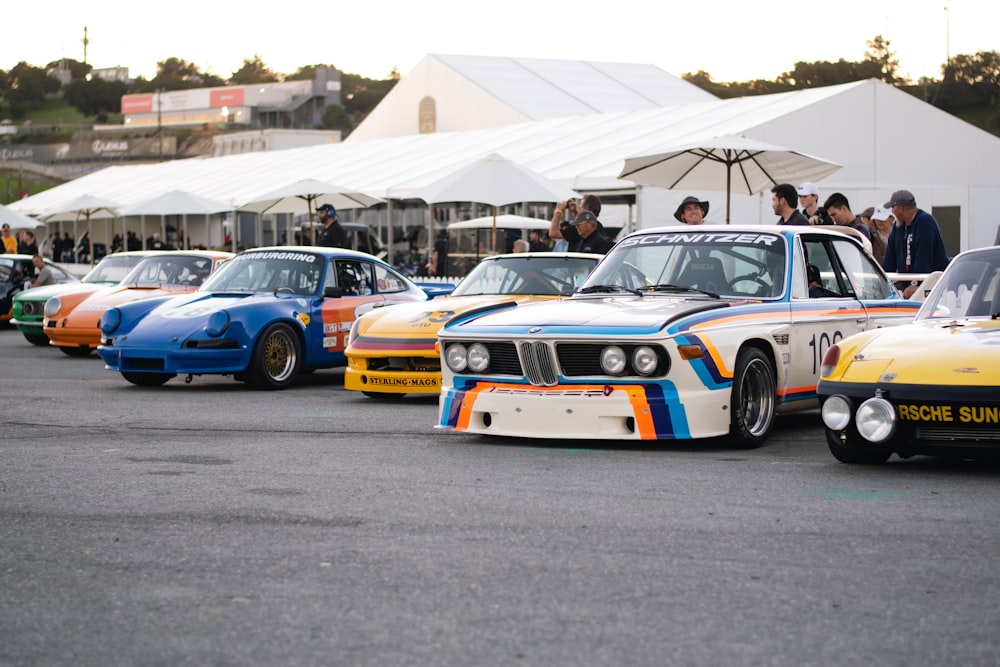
[43,250,233,356]
[11,251,152,345]
[1,254,79,324]
[97,246,434,389]
[818,245,1000,463]
[436,225,922,448]
[344,252,601,398]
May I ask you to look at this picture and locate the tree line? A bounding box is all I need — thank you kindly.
[0,55,399,136]
[0,36,997,135]
[682,35,1000,133]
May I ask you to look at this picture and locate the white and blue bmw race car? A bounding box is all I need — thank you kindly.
[437,225,921,447]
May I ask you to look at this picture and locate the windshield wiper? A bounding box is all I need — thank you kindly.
[648,283,720,298]
[577,284,644,297]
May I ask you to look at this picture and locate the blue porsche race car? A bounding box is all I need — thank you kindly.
[97,246,434,389]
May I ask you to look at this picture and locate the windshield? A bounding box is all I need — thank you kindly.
[581,230,787,299]
[121,254,217,287]
[83,254,147,284]
[919,248,1000,320]
[200,250,322,295]
[452,255,598,297]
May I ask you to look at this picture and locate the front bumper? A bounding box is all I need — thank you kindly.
[437,378,727,441]
[98,342,251,376]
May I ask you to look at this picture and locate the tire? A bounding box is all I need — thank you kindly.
[121,372,174,387]
[58,345,93,357]
[245,323,301,390]
[728,347,776,448]
[362,391,406,400]
[825,428,891,464]
[22,331,50,346]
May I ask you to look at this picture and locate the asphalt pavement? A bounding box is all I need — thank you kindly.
[2,326,999,667]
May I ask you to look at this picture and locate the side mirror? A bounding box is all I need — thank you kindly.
[323,285,346,299]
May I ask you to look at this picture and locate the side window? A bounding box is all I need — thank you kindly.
[832,238,888,300]
[374,263,408,294]
[801,239,846,298]
[333,260,373,296]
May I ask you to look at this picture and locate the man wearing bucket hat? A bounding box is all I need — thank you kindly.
[880,189,950,298]
[1,223,16,254]
[674,196,715,225]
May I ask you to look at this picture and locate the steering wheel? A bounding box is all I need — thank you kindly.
[728,274,772,295]
[275,287,295,294]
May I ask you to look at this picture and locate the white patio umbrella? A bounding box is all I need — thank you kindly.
[618,135,841,223]
[239,179,384,245]
[0,202,44,230]
[42,195,120,266]
[412,153,578,250]
[120,190,232,250]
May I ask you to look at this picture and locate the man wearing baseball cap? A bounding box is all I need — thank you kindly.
[797,182,833,225]
[315,203,347,248]
[1,223,16,254]
[880,189,950,298]
[567,210,613,254]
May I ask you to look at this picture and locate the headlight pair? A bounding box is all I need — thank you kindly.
[821,395,896,443]
[600,345,659,376]
[445,343,490,373]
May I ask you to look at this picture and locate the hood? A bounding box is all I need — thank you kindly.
[839,319,1000,385]
[356,294,538,336]
[445,295,730,336]
[16,283,103,302]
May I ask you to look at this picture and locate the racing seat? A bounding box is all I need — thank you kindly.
[677,256,728,292]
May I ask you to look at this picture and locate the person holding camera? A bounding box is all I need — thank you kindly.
[315,204,347,248]
[550,194,606,252]
[797,182,834,225]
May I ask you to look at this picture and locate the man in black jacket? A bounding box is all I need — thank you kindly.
[315,204,347,248]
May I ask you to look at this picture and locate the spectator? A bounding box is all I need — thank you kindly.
[512,239,529,253]
[797,182,834,225]
[881,189,950,298]
[1,223,16,253]
[823,192,872,242]
[771,184,809,225]
[17,229,38,255]
[126,230,142,251]
[565,211,614,254]
[147,232,168,250]
[551,194,606,252]
[30,255,56,287]
[528,229,550,252]
[674,196,714,225]
[315,204,347,248]
[431,229,449,276]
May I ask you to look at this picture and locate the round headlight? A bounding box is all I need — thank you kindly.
[856,397,896,443]
[11,300,23,317]
[445,344,468,372]
[43,296,62,318]
[821,395,853,431]
[205,310,230,337]
[601,346,627,375]
[101,307,122,334]
[632,346,659,376]
[467,343,490,373]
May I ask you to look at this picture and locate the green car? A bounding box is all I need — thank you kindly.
[11,251,151,346]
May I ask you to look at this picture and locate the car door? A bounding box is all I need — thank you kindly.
[828,236,917,330]
[786,236,867,400]
[316,258,386,359]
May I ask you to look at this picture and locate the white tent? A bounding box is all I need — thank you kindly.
[346,54,716,142]
[12,79,1000,255]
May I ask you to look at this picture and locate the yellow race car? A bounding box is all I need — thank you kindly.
[818,245,1000,463]
[345,252,601,398]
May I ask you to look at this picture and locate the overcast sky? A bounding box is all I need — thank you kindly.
[5,0,996,83]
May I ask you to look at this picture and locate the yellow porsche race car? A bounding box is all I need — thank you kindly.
[345,252,601,398]
[818,245,1000,463]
